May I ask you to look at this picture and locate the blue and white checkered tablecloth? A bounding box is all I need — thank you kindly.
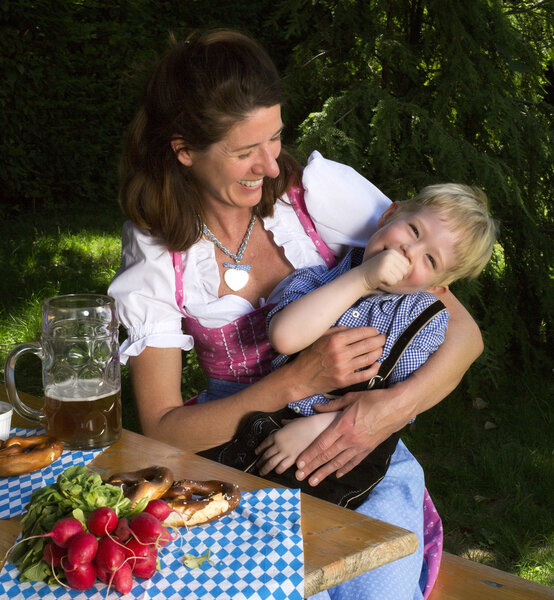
[0,488,304,600]
[0,427,105,518]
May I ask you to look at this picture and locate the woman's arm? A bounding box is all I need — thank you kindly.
[130,326,386,452]
[294,289,482,485]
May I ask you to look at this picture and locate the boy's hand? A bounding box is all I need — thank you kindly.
[255,412,339,477]
[294,387,408,485]
[359,249,410,291]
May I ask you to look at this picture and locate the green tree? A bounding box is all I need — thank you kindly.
[273,0,553,384]
[0,0,289,214]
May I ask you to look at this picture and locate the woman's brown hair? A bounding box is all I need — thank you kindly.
[119,29,301,252]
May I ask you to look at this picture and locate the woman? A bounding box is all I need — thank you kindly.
[109,30,482,599]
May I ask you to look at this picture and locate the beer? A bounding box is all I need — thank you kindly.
[6,294,122,449]
[44,379,121,450]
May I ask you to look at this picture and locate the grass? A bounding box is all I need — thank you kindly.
[0,201,552,588]
[404,377,554,587]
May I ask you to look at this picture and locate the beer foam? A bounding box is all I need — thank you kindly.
[45,378,120,402]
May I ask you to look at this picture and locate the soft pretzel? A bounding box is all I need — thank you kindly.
[106,466,174,506]
[0,435,64,477]
[161,479,241,527]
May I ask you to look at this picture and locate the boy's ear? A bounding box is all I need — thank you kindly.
[171,137,193,167]
[377,202,400,227]
[427,284,449,296]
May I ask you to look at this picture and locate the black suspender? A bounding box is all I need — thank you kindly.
[328,299,447,396]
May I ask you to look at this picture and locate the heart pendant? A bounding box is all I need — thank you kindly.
[224,268,250,291]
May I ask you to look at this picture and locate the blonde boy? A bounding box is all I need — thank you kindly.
[252,183,497,506]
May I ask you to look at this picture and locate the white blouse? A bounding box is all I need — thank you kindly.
[108,151,392,362]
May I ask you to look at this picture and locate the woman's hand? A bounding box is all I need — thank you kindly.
[294,386,409,485]
[290,326,385,398]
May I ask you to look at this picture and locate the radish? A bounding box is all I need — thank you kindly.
[157,526,174,547]
[49,517,84,548]
[114,516,131,542]
[95,535,126,573]
[7,516,84,559]
[87,506,118,536]
[64,560,96,590]
[144,499,172,522]
[112,561,133,594]
[95,560,111,584]
[132,548,158,579]
[66,532,98,565]
[123,537,151,568]
[43,541,66,568]
[129,512,165,544]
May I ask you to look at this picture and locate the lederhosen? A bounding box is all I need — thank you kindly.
[198,299,445,509]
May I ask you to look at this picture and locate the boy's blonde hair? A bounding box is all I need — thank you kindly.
[394,183,498,286]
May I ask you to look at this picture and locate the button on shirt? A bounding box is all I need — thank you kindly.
[269,248,449,416]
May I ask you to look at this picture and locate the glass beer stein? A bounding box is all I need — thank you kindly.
[4,294,122,450]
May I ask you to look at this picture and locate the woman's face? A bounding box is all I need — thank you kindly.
[176,104,283,212]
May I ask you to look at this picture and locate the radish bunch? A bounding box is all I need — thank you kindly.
[40,500,175,594]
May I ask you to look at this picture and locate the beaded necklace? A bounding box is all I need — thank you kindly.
[203,215,257,291]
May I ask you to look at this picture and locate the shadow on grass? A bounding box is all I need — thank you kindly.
[1,208,124,316]
[405,376,554,585]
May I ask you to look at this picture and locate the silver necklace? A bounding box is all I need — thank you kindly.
[203,215,257,291]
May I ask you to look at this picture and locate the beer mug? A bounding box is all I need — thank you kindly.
[4,294,122,450]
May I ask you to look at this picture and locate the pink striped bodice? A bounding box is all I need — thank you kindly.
[171,185,336,384]
[182,305,275,384]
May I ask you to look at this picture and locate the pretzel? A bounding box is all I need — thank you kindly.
[0,435,64,477]
[106,466,174,506]
[161,479,241,527]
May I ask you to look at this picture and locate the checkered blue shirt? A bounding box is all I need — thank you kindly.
[269,248,449,416]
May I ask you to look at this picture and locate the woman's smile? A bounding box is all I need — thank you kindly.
[238,178,264,188]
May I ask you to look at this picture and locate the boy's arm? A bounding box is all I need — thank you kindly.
[269,267,369,355]
[269,249,410,355]
[295,290,481,485]
[255,411,340,476]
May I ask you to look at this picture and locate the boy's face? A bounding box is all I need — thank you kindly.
[363,204,459,294]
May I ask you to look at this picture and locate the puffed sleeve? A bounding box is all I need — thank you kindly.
[302,151,392,256]
[108,222,194,364]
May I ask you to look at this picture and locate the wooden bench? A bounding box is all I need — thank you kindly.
[428,552,554,599]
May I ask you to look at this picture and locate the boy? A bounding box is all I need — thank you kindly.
[251,183,497,507]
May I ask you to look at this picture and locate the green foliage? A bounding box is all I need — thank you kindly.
[275,0,554,382]
[1,0,163,210]
[0,0,288,213]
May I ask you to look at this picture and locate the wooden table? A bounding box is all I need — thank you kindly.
[0,388,418,597]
